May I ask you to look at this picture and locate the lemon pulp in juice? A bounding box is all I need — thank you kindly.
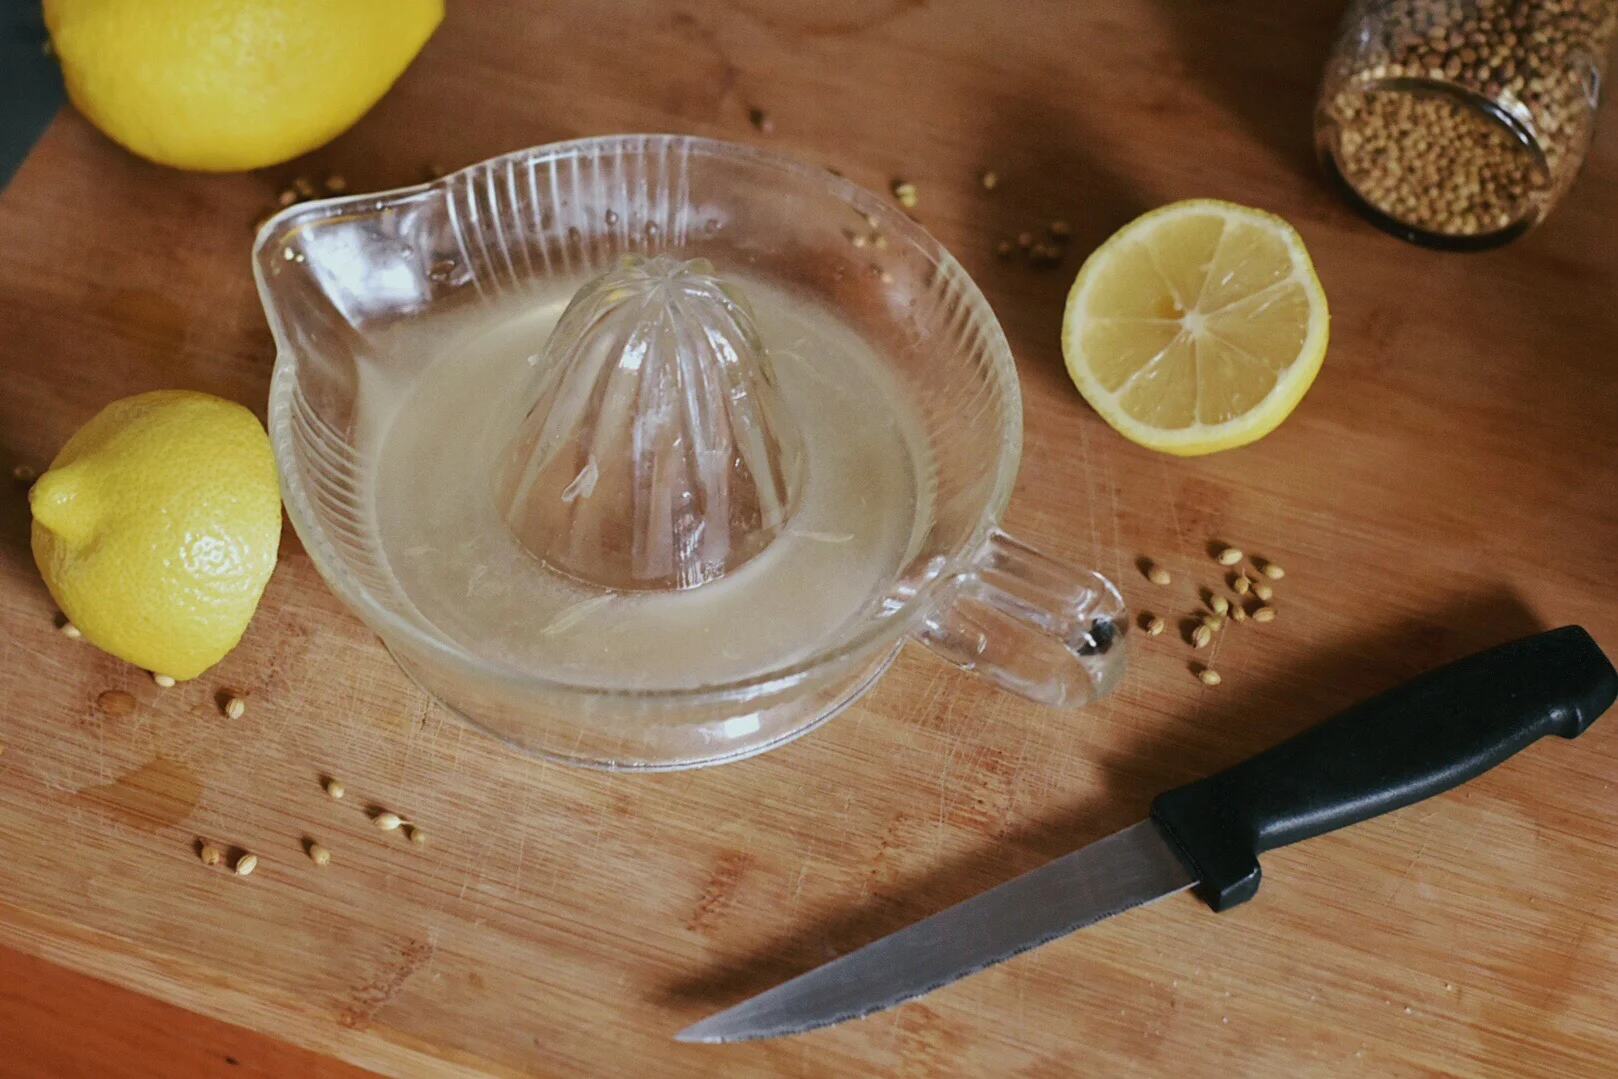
[366,276,934,690]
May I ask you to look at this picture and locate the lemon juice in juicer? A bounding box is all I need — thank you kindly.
[257,136,1128,769]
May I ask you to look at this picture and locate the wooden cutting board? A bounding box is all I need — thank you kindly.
[2,2,1617,1076]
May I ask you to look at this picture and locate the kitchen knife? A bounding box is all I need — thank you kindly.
[677,625,1617,1043]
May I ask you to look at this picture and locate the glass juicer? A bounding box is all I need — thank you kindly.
[255,136,1129,770]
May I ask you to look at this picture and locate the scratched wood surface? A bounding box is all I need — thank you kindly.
[0,943,380,1078]
[1,1,1617,1076]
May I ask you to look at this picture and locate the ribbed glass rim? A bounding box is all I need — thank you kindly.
[256,134,1023,705]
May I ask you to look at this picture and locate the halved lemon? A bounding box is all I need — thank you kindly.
[1061,199,1329,456]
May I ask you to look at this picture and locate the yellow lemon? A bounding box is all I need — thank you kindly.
[44,0,443,171]
[31,391,281,681]
[1062,199,1330,456]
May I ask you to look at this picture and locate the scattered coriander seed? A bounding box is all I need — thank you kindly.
[59,621,82,639]
[864,213,880,230]
[234,853,258,877]
[1145,616,1166,637]
[1217,546,1244,566]
[282,246,298,261]
[1027,243,1064,267]
[308,842,331,867]
[1233,573,1252,595]
[223,695,246,720]
[1253,581,1275,602]
[324,777,345,800]
[879,270,895,285]
[374,811,403,831]
[12,463,36,482]
[1198,667,1223,686]
[1261,562,1286,580]
[1016,231,1034,249]
[1048,219,1071,238]
[1146,565,1172,586]
[1192,625,1213,648]
[1202,614,1224,632]
[199,844,222,867]
[980,170,999,190]
[408,826,426,847]
[153,673,176,688]
[873,234,888,250]
[1253,606,1277,623]
[850,233,868,248]
[276,189,298,207]
[891,180,918,208]
[324,174,348,193]
[292,176,316,198]
[994,239,1013,258]
[1210,595,1230,616]
[1230,604,1248,623]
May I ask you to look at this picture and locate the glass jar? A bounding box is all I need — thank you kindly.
[1316,0,1617,249]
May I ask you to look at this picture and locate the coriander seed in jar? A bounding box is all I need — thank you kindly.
[1316,0,1617,249]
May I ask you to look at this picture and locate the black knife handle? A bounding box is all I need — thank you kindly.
[1151,626,1617,912]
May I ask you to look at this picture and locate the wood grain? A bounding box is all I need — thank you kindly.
[1,1,1616,1076]
[0,942,380,1078]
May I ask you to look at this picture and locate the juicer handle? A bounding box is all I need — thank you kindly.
[912,529,1128,708]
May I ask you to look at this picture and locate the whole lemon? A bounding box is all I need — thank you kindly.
[31,391,282,681]
[44,0,443,171]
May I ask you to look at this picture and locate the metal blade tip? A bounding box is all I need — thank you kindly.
[676,1005,824,1043]
[675,1014,764,1044]
[668,821,1196,1042]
